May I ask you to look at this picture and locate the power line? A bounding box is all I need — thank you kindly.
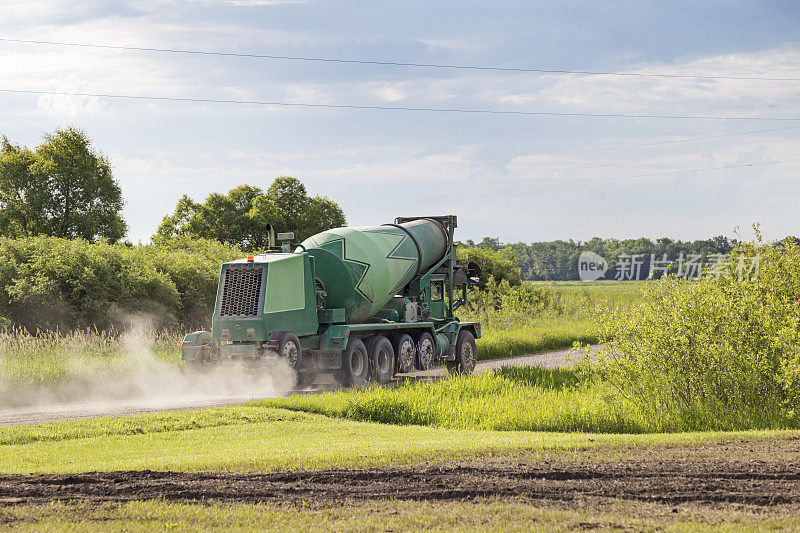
[1,37,797,82]
[595,158,800,182]
[568,125,800,154]
[2,88,799,121]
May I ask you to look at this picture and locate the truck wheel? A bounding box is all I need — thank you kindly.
[447,330,476,375]
[414,332,435,371]
[393,333,415,374]
[335,338,370,388]
[185,355,213,374]
[366,336,395,384]
[276,331,302,371]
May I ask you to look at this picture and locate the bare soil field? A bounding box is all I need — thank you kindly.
[1,436,798,511]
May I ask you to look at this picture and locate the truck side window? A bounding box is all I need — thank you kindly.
[431,280,444,301]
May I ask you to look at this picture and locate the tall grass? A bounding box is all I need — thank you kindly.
[266,365,797,433]
[0,328,181,389]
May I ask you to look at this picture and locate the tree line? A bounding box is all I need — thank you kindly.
[461,235,796,281]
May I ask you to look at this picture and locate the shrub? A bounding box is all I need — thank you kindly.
[587,230,800,430]
[0,236,241,331]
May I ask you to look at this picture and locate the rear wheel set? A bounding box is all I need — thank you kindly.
[366,335,395,384]
[334,338,371,387]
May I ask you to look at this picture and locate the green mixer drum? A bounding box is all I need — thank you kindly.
[301,219,448,323]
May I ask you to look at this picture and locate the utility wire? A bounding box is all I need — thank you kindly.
[595,157,800,182]
[568,125,800,153]
[1,37,797,82]
[2,88,799,121]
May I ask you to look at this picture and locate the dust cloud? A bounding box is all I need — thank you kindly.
[0,314,298,412]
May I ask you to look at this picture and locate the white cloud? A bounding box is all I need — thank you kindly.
[374,85,405,102]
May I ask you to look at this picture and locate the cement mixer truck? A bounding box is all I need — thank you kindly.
[180,215,482,387]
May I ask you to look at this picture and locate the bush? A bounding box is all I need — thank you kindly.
[0,236,241,331]
[587,231,800,430]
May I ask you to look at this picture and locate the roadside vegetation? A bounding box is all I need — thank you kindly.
[268,364,798,433]
[459,273,642,359]
[588,229,800,432]
[0,236,240,332]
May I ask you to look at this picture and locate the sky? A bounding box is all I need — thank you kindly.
[1,0,798,244]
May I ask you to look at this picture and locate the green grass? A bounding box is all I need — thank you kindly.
[0,400,792,475]
[0,329,181,386]
[527,280,646,308]
[266,366,799,434]
[6,498,799,532]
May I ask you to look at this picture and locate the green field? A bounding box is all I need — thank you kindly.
[467,280,645,359]
[4,276,797,531]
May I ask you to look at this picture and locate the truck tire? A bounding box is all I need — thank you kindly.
[185,354,213,374]
[275,331,302,371]
[366,335,395,384]
[447,330,476,375]
[335,338,370,388]
[414,332,435,371]
[393,333,415,374]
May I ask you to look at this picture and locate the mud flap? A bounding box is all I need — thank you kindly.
[317,350,343,370]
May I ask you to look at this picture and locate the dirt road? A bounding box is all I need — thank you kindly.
[0,347,580,427]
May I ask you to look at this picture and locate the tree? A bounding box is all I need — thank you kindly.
[0,127,126,242]
[155,177,346,251]
[0,139,39,237]
[265,177,346,242]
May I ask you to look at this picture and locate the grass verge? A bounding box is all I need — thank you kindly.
[266,366,799,433]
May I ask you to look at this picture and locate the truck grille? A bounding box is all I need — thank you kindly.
[219,265,265,317]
